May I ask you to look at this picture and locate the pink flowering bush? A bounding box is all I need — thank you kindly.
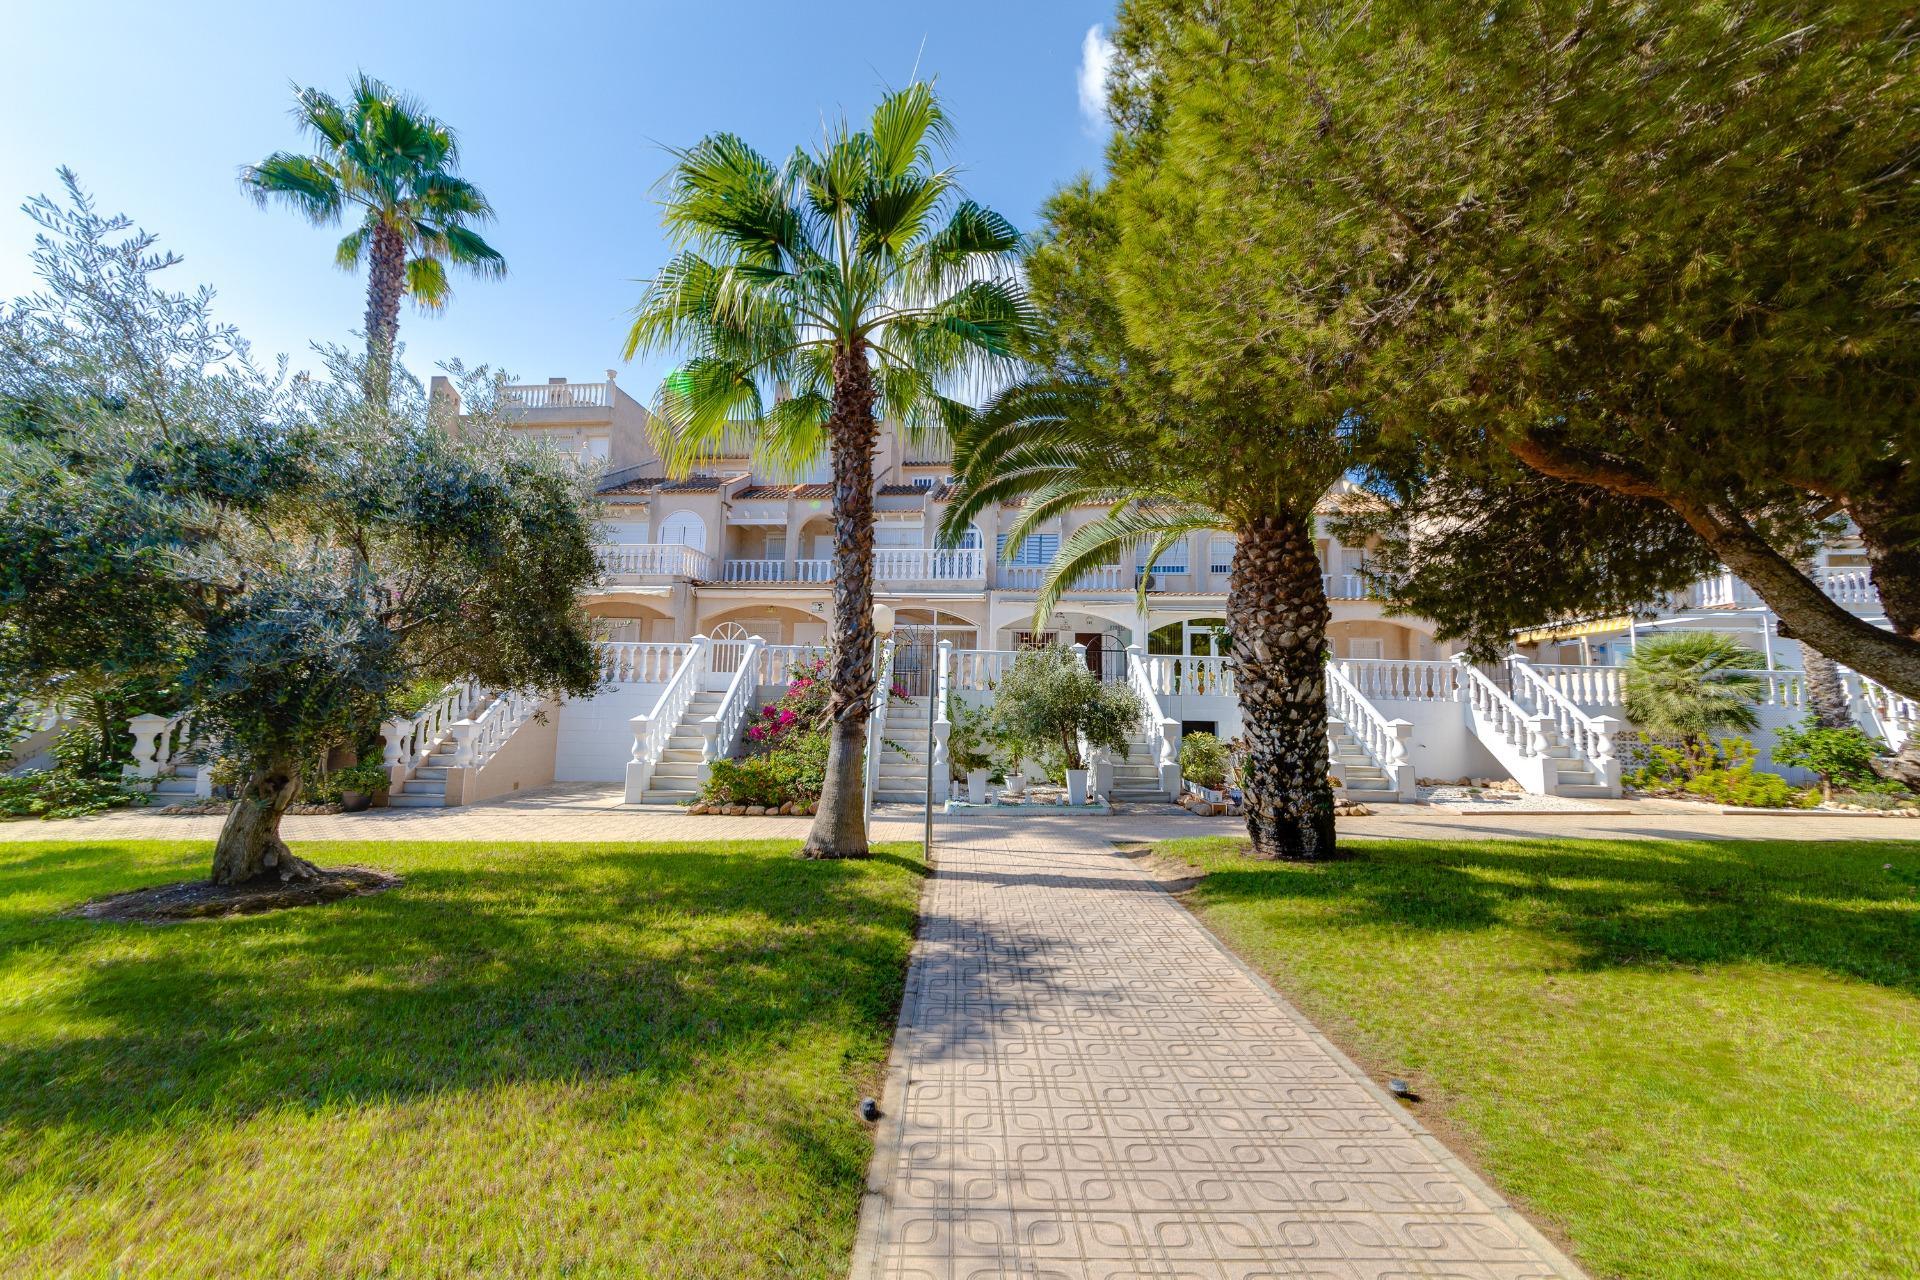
[707,658,832,805]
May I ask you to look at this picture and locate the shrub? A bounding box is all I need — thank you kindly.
[704,734,826,808]
[1179,732,1229,790]
[945,696,995,779]
[991,647,1143,771]
[1682,765,1814,809]
[1626,736,1759,791]
[331,762,389,795]
[1622,633,1767,763]
[1771,717,1885,801]
[0,769,145,820]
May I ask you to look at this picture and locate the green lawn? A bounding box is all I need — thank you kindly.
[1149,835,1920,1280]
[0,838,924,1279]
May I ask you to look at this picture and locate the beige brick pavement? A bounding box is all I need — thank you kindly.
[3,783,1917,845]
[852,809,1586,1279]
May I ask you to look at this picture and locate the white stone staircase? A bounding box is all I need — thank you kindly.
[1327,718,1400,802]
[639,690,727,804]
[389,692,497,808]
[148,764,208,804]
[1109,732,1171,802]
[875,696,935,804]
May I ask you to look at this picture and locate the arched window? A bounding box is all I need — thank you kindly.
[655,510,707,551]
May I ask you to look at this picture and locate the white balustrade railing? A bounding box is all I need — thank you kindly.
[874,547,984,582]
[598,543,716,580]
[449,689,545,769]
[1126,644,1182,798]
[722,558,833,583]
[598,641,693,685]
[503,381,610,409]
[863,638,897,824]
[1327,663,1415,800]
[1338,659,1460,702]
[1137,654,1236,698]
[702,637,765,777]
[1851,673,1917,752]
[1322,573,1371,600]
[625,636,711,802]
[124,709,198,781]
[1523,662,1623,709]
[997,563,1128,592]
[1456,658,1551,762]
[1507,658,1623,793]
[950,648,1019,691]
[758,643,829,687]
[383,681,483,780]
[1690,567,1880,610]
[1721,667,1808,709]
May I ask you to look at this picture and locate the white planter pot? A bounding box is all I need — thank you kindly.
[1005,773,1026,797]
[966,769,990,805]
[1065,769,1089,806]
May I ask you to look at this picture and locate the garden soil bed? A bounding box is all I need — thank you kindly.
[70,866,401,922]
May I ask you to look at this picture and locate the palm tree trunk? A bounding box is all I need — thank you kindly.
[801,344,880,859]
[1227,511,1336,860]
[1802,647,1853,730]
[362,221,407,403]
[210,754,318,885]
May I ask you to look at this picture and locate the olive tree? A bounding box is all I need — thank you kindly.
[0,176,600,883]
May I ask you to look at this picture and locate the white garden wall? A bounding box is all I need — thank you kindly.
[554,681,668,782]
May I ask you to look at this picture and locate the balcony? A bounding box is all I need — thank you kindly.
[722,559,833,583]
[1690,568,1878,610]
[598,543,714,581]
[504,380,611,410]
[998,564,1130,592]
[875,547,984,586]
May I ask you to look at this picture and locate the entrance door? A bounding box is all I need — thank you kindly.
[1075,633,1104,681]
[1348,637,1385,661]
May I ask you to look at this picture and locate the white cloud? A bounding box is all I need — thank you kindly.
[1077,24,1116,132]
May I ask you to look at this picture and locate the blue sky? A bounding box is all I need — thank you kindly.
[4,0,1116,394]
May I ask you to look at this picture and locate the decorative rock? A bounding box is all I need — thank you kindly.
[746,804,767,816]
[726,804,747,816]
[689,803,710,815]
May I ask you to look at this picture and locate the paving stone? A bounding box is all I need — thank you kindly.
[853,811,1585,1280]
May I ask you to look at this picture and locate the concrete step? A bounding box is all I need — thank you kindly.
[660,748,702,763]
[652,761,702,779]
[400,779,446,796]
[387,794,445,808]
[642,791,697,804]
[411,766,449,781]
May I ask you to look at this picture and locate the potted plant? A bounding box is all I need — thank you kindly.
[946,695,995,804]
[332,761,389,814]
[991,647,1143,806]
[990,706,1028,796]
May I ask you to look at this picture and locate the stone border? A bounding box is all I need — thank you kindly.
[1128,837,1592,1280]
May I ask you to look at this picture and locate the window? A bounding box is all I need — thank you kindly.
[1348,637,1385,661]
[996,533,1059,566]
[1208,537,1234,575]
[911,475,938,490]
[1138,539,1188,574]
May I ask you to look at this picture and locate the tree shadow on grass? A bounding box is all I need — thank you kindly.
[1188,837,1920,995]
[0,841,922,1139]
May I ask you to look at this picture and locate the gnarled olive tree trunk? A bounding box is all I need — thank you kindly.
[210,756,318,885]
[1227,511,1336,860]
[802,344,880,860]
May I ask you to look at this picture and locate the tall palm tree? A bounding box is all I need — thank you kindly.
[626,82,1029,859]
[1622,632,1768,765]
[242,74,506,401]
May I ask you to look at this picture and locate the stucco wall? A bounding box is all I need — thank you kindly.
[554,682,668,782]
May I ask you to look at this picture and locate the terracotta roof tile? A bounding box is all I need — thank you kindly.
[877,484,926,497]
[791,483,833,500]
[734,484,795,500]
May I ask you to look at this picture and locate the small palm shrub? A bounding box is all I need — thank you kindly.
[1179,732,1230,790]
[1623,633,1767,767]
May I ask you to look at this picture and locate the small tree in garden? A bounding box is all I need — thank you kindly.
[1772,719,1887,803]
[990,647,1141,775]
[1622,634,1767,769]
[0,178,600,884]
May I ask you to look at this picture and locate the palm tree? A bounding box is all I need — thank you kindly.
[941,189,1358,862]
[1623,632,1769,765]
[242,74,506,402]
[626,82,1029,859]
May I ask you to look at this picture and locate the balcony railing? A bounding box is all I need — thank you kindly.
[722,558,833,583]
[598,543,714,580]
[875,547,984,583]
[1691,568,1879,610]
[504,381,610,410]
[998,563,1129,592]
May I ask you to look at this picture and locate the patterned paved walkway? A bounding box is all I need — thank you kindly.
[852,811,1584,1280]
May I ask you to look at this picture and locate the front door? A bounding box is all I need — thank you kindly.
[1075,633,1104,681]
